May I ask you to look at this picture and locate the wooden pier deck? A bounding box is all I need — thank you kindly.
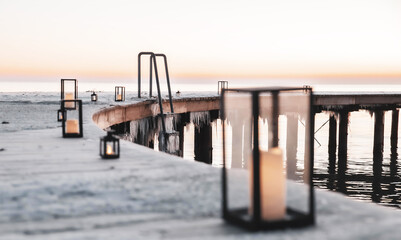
[93,92,401,129]
[314,92,401,111]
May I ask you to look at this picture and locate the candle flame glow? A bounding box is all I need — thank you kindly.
[106,144,114,155]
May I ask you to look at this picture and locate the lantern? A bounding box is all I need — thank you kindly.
[61,99,83,138]
[221,87,314,230]
[115,86,125,102]
[100,130,120,159]
[61,79,78,109]
[91,91,98,102]
[218,80,228,95]
[57,109,66,122]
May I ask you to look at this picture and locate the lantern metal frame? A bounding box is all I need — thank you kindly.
[115,86,125,102]
[61,79,78,110]
[100,130,120,159]
[218,80,228,95]
[221,87,315,231]
[61,99,83,138]
[57,109,66,122]
[91,91,98,102]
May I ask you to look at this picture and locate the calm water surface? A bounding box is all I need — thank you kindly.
[180,110,401,209]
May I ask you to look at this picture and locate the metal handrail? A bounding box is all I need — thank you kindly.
[138,52,175,151]
[138,52,174,114]
[149,54,174,113]
[137,52,154,98]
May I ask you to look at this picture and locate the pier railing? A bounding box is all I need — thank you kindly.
[137,52,175,151]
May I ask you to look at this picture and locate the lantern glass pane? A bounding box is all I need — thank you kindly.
[115,87,124,101]
[106,142,114,155]
[259,90,312,215]
[224,91,252,212]
[63,100,81,135]
[284,90,311,214]
[63,81,76,100]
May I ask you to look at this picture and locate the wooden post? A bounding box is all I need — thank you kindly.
[373,111,384,167]
[327,115,337,189]
[194,124,213,164]
[303,112,314,182]
[389,109,399,204]
[337,111,349,193]
[391,109,399,154]
[328,115,337,174]
[372,110,384,202]
[178,123,184,157]
[286,115,298,179]
[176,113,190,157]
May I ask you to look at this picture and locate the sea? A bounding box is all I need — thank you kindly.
[1,81,401,209]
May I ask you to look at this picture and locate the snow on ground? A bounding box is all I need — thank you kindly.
[1,94,401,239]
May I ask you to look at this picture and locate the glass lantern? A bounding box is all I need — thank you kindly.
[91,91,98,102]
[57,109,66,122]
[100,130,120,159]
[61,99,83,138]
[115,86,125,102]
[61,79,78,109]
[218,80,228,95]
[221,87,314,231]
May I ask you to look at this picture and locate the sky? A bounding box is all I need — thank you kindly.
[1,0,401,91]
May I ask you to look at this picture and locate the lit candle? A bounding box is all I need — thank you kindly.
[65,92,74,108]
[106,144,114,155]
[117,94,122,101]
[249,147,286,220]
[66,119,79,134]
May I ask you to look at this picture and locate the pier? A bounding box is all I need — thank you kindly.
[2,93,401,239]
[93,92,401,170]
[93,92,401,205]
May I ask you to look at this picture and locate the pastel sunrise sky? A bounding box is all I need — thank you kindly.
[1,0,401,90]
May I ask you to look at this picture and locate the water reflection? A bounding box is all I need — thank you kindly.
[119,110,401,209]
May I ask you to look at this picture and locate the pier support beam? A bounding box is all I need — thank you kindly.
[372,110,384,202]
[390,109,399,204]
[328,115,337,173]
[176,113,190,157]
[328,115,337,189]
[373,111,385,163]
[337,111,349,192]
[391,109,399,154]
[194,124,213,164]
[303,112,314,182]
[286,115,298,179]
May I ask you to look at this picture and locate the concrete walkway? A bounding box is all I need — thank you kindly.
[1,102,401,239]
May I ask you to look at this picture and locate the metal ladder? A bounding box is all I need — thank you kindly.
[137,52,175,151]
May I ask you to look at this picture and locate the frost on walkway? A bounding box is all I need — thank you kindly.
[1,102,401,240]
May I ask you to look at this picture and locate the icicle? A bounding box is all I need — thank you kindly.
[190,111,211,131]
[166,132,180,155]
[129,117,157,145]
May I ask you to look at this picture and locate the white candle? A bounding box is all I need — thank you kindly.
[106,144,114,155]
[249,147,286,220]
[65,92,74,108]
[117,94,122,101]
[66,119,79,134]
